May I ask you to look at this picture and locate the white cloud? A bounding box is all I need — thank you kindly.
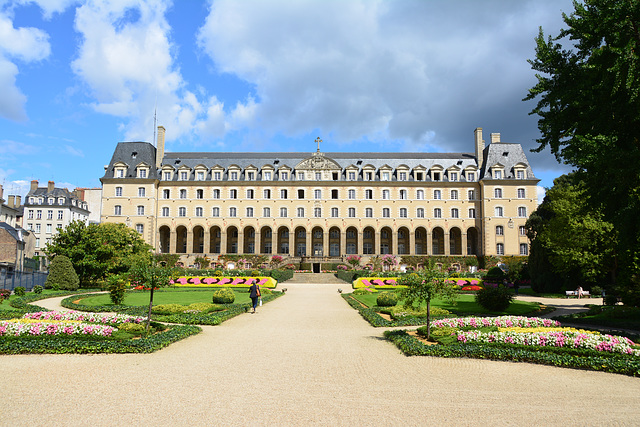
[0,139,37,154]
[537,186,546,204]
[196,0,573,154]
[0,9,51,121]
[64,145,84,157]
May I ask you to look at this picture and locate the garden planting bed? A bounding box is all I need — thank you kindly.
[171,276,277,288]
[384,316,640,377]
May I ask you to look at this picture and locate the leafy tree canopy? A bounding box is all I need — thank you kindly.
[45,221,152,286]
[525,0,640,285]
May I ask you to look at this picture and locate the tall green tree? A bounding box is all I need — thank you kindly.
[525,174,617,290]
[45,221,152,286]
[525,0,640,294]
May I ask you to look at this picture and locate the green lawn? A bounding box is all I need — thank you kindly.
[352,292,542,316]
[78,290,252,307]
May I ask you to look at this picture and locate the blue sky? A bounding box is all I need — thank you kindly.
[0,0,575,201]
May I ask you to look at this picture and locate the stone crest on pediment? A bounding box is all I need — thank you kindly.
[295,153,341,171]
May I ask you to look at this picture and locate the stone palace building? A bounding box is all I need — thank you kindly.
[100,127,538,266]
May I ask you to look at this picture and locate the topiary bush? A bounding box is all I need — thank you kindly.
[484,266,505,282]
[106,274,127,305]
[32,285,43,294]
[475,284,514,312]
[376,291,398,307]
[45,255,79,290]
[212,288,235,304]
[13,286,25,297]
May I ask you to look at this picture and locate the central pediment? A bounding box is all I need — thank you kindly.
[295,153,342,170]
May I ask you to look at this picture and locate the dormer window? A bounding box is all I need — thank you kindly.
[138,169,147,178]
[382,172,390,181]
[279,171,287,181]
[230,171,238,180]
[263,171,272,180]
[449,172,458,182]
[467,172,475,182]
[494,170,502,179]
[48,198,54,205]
[433,172,441,181]
[196,171,205,181]
[398,172,407,181]
[180,171,188,180]
[58,198,64,204]
[116,169,124,178]
[247,172,255,180]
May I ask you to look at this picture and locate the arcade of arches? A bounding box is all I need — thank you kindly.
[158,224,479,257]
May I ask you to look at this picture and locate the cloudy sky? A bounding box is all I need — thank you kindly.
[0,0,576,201]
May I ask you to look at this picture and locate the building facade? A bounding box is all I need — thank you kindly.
[100,127,538,265]
[23,180,90,257]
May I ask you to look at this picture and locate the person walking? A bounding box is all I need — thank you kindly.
[249,281,261,313]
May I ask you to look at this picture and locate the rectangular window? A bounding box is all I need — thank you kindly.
[494,188,503,198]
[298,189,305,199]
[468,190,475,200]
[382,208,390,218]
[449,172,458,182]
[162,207,169,217]
[433,172,441,181]
[197,171,204,181]
[263,207,271,217]
[214,171,221,180]
[517,170,525,179]
[517,188,526,198]
[279,171,287,181]
[247,172,255,180]
[180,171,188,180]
[518,207,527,217]
[246,207,254,217]
[263,189,271,199]
[297,172,304,181]
[348,171,356,180]
[348,189,356,199]
[314,207,321,218]
[469,208,476,219]
[57,210,63,220]
[212,207,220,217]
[496,225,504,235]
[136,224,144,233]
[314,189,321,199]
[138,187,145,197]
[519,226,526,236]
[495,207,503,217]
[416,190,424,200]
[467,172,475,182]
[348,207,356,218]
[280,207,288,218]
[47,210,53,220]
[246,189,254,199]
[382,190,390,200]
[520,243,529,255]
[230,171,238,180]
[163,172,171,180]
[180,189,187,199]
[434,208,442,218]
[28,210,33,219]
[230,189,238,199]
[331,207,338,218]
[229,207,237,217]
[163,189,170,199]
[36,238,40,248]
[212,189,220,199]
[116,169,124,178]
[280,189,288,199]
[114,206,122,215]
[399,172,407,181]
[382,172,390,181]
[451,208,459,218]
[115,187,123,197]
[331,189,339,199]
[35,224,41,233]
[195,207,203,217]
[417,208,424,218]
[315,172,322,181]
[494,170,502,179]
[36,210,42,219]
[400,190,407,200]
[365,208,373,218]
[434,190,441,200]
[365,172,373,181]
[195,189,203,199]
[137,206,144,216]
[365,189,373,199]
[497,243,504,255]
[399,208,407,218]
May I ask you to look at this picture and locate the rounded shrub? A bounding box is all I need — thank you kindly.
[212,287,235,304]
[32,285,43,294]
[484,266,505,282]
[251,269,261,276]
[376,291,398,307]
[45,255,79,290]
[13,286,25,296]
[475,284,514,312]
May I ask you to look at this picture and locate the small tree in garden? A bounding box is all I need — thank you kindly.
[106,274,127,305]
[270,255,283,268]
[45,255,79,290]
[128,259,176,333]
[399,271,458,340]
[381,254,398,271]
[346,255,361,269]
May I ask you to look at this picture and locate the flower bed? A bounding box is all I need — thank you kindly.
[432,316,560,329]
[457,328,640,356]
[445,278,484,290]
[0,319,116,337]
[23,311,145,325]
[170,276,277,288]
[353,277,403,289]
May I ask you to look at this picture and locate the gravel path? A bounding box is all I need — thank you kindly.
[2,285,639,426]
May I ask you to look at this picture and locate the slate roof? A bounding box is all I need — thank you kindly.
[480,143,536,179]
[0,222,22,242]
[102,141,158,179]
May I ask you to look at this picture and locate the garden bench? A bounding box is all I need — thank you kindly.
[565,290,590,298]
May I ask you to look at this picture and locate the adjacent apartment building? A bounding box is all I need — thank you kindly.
[23,180,90,257]
[100,127,538,265]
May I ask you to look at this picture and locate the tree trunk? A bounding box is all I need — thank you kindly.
[426,299,431,340]
[146,286,154,334]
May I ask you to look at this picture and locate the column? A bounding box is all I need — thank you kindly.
[409,231,415,255]
[203,228,211,254]
[256,229,262,254]
[340,231,347,256]
[170,229,177,254]
[323,231,329,257]
[444,229,450,256]
[186,227,194,254]
[221,230,227,255]
[305,231,312,257]
[462,231,468,256]
[358,229,364,255]
[375,231,381,255]
[238,231,244,255]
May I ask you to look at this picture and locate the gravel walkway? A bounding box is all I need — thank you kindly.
[2,285,639,426]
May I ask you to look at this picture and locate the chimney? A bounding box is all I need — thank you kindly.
[8,195,15,208]
[15,196,21,208]
[47,181,55,193]
[474,127,485,168]
[30,180,38,192]
[0,184,3,200]
[490,133,501,143]
[156,125,166,169]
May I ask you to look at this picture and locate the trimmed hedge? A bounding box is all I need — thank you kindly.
[341,294,440,327]
[0,325,201,354]
[384,330,640,377]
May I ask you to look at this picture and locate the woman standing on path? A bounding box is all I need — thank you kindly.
[249,281,261,313]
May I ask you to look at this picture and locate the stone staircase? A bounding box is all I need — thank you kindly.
[291,272,348,285]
